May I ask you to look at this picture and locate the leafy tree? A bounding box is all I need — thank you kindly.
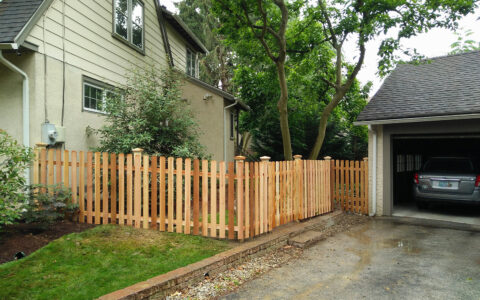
[213,0,478,160]
[213,0,295,160]
[94,67,207,158]
[0,130,33,228]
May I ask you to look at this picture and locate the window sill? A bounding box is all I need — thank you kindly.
[82,107,107,115]
[112,33,145,56]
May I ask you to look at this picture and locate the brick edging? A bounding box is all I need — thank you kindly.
[99,210,344,300]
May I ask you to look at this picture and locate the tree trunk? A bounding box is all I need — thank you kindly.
[309,89,347,159]
[276,61,293,160]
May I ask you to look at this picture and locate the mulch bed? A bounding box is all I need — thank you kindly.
[0,221,95,264]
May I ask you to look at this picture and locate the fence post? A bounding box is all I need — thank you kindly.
[293,155,302,220]
[363,157,369,215]
[324,156,333,212]
[132,148,143,228]
[34,143,47,188]
[235,156,246,240]
[260,156,270,232]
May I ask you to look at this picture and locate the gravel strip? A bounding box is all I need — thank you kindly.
[167,213,368,300]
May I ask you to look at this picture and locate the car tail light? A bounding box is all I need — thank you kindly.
[414,173,419,184]
[475,175,480,187]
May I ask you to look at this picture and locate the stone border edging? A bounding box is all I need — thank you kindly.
[99,210,344,300]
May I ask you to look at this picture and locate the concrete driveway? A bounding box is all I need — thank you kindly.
[223,219,480,299]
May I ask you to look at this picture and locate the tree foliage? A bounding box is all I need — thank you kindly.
[0,130,33,227]
[176,0,235,92]
[211,0,477,159]
[449,29,480,54]
[94,68,207,158]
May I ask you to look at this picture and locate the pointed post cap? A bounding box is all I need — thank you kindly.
[324,156,332,161]
[234,155,246,161]
[260,156,271,162]
[293,155,302,160]
[363,157,369,161]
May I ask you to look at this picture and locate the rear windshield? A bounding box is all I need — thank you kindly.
[423,158,475,174]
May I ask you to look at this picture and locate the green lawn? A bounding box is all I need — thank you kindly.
[0,225,231,300]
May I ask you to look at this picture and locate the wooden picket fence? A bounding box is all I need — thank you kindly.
[331,158,369,215]
[32,145,337,240]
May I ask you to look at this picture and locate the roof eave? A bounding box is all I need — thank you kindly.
[13,0,55,49]
[354,113,480,126]
[185,75,250,111]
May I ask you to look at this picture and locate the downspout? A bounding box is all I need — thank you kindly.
[368,125,377,216]
[0,50,30,185]
[223,100,238,161]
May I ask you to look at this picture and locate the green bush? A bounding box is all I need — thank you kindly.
[0,130,33,228]
[93,67,208,159]
[24,184,78,225]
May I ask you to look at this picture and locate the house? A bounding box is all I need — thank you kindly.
[355,50,480,217]
[0,0,248,162]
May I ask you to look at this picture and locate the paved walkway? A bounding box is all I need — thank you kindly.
[224,219,480,299]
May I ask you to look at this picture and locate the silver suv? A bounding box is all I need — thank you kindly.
[413,157,480,208]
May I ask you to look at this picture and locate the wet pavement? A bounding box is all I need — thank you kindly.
[223,218,480,299]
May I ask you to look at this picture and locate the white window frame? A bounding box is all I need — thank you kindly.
[113,0,145,53]
[82,79,118,114]
[186,48,197,77]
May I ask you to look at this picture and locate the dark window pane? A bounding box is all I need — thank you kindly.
[114,0,127,15]
[115,10,128,39]
[424,158,474,173]
[132,24,143,49]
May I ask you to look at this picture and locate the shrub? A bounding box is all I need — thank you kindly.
[24,184,78,225]
[0,130,33,228]
[93,67,208,159]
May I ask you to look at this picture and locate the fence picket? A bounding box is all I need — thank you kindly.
[193,159,200,235]
[202,160,208,236]
[176,158,183,233]
[102,152,109,225]
[160,157,166,231]
[143,155,150,229]
[118,154,125,225]
[71,151,77,206]
[185,158,191,234]
[79,151,85,223]
[94,152,101,225]
[151,156,157,229]
[111,154,117,224]
[86,152,93,224]
[126,154,133,226]
[210,160,217,238]
[133,150,142,228]
[168,157,174,232]
[219,161,226,239]
[228,162,235,239]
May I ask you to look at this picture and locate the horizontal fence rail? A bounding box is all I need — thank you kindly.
[32,145,342,240]
[331,158,369,215]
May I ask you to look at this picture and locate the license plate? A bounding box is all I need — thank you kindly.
[433,181,458,189]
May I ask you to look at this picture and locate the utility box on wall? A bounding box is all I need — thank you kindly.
[41,122,65,145]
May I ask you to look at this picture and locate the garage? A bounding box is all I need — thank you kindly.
[392,134,480,221]
[355,50,480,225]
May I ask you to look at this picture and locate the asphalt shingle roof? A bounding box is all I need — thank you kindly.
[0,0,44,43]
[356,50,480,122]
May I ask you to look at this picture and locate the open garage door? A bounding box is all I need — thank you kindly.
[392,134,480,224]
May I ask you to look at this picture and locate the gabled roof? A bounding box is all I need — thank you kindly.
[161,7,207,54]
[0,0,46,45]
[356,50,480,125]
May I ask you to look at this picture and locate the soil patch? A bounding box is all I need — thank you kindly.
[0,220,95,264]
